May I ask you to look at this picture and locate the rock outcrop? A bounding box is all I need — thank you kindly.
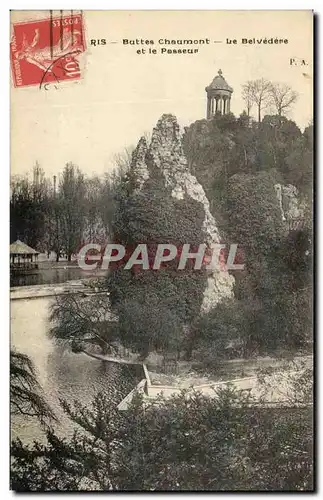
[275,183,305,223]
[131,114,234,313]
[131,137,150,192]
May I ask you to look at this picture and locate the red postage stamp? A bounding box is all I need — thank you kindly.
[10,13,86,88]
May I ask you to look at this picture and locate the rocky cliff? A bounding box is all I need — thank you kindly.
[130,114,234,313]
[274,183,305,223]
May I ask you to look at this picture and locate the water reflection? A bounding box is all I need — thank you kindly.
[11,297,141,444]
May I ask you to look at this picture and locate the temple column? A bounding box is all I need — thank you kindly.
[227,98,230,113]
[207,97,211,119]
[219,98,223,114]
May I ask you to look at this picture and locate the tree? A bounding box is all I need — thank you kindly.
[242,79,271,122]
[11,375,313,491]
[50,174,64,261]
[254,115,302,173]
[224,169,312,352]
[285,129,313,198]
[117,295,184,359]
[49,290,119,357]
[108,173,208,361]
[83,176,102,242]
[96,148,133,239]
[241,81,253,118]
[182,116,235,219]
[58,163,87,261]
[10,350,54,425]
[226,171,284,259]
[225,171,285,351]
[97,174,116,239]
[187,299,243,364]
[269,82,298,117]
[112,146,133,179]
[10,163,51,250]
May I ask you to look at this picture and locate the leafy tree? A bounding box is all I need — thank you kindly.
[10,350,54,425]
[97,174,117,239]
[10,163,51,250]
[50,174,64,261]
[11,378,313,491]
[187,299,243,364]
[225,170,312,351]
[182,115,235,220]
[226,170,284,259]
[95,147,134,239]
[10,162,125,261]
[58,163,87,261]
[269,226,312,348]
[227,117,259,176]
[117,297,183,358]
[83,176,102,242]
[255,115,303,174]
[224,170,310,351]
[285,128,313,198]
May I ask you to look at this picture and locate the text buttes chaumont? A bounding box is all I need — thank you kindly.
[121,38,289,45]
[90,38,289,47]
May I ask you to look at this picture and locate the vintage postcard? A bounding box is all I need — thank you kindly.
[10,10,314,492]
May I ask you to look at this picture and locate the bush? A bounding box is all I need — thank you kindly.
[11,379,313,492]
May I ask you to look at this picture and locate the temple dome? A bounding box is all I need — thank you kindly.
[205,69,233,93]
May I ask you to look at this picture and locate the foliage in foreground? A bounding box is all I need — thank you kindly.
[10,350,55,425]
[11,383,313,492]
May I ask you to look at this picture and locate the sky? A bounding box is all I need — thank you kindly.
[11,10,313,179]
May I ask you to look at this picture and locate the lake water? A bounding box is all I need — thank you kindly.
[11,296,141,444]
[10,266,98,287]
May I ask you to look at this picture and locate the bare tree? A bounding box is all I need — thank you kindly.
[112,146,134,181]
[269,82,298,117]
[49,290,127,361]
[241,81,254,118]
[243,78,272,122]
